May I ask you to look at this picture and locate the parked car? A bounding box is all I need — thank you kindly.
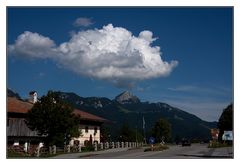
[181,139,191,146]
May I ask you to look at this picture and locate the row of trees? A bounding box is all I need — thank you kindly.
[112,118,172,143]
[118,123,144,142]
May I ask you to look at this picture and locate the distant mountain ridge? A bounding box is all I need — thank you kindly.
[7,88,21,100]
[54,90,217,141]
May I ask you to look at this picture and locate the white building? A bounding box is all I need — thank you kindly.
[70,109,108,146]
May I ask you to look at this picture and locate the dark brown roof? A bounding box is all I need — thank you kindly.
[7,97,108,123]
[8,97,33,113]
[73,109,107,122]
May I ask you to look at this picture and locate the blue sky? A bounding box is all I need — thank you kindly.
[7,7,233,122]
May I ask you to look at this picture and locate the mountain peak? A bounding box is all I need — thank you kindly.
[114,91,140,104]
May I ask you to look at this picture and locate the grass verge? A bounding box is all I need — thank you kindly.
[208,141,232,148]
[144,144,169,152]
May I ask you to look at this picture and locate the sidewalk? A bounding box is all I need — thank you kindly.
[52,148,129,159]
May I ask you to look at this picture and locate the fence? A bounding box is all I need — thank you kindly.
[35,141,144,157]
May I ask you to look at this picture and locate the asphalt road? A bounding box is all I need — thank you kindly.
[53,144,233,159]
[81,144,206,159]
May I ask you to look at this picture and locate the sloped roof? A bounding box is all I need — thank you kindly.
[8,97,33,113]
[73,109,107,122]
[7,97,107,123]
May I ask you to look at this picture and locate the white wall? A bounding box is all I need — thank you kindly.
[70,124,100,146]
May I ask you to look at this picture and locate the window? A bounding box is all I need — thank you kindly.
[85,126,88,133]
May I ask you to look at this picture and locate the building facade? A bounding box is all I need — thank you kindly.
[7,95,108,152]
[71,108,107,146]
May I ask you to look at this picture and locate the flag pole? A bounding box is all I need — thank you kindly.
[143,116,147,144]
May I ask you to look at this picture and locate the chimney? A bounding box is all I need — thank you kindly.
[29,91,37,103]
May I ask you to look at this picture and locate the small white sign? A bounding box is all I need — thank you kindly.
[222,131,233,141]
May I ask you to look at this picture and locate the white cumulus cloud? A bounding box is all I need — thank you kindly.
[8,31,56,59]
[8,24,178,88]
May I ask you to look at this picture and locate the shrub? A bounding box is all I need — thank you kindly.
[81,145,95,152]
[144,144,169,152]
[208,141,232,148]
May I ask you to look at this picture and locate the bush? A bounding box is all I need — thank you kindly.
[7,148,31,158]
[208,141,232,148]
[144,144,169,152]
[70,145,80,153]
[81,145,95,152]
